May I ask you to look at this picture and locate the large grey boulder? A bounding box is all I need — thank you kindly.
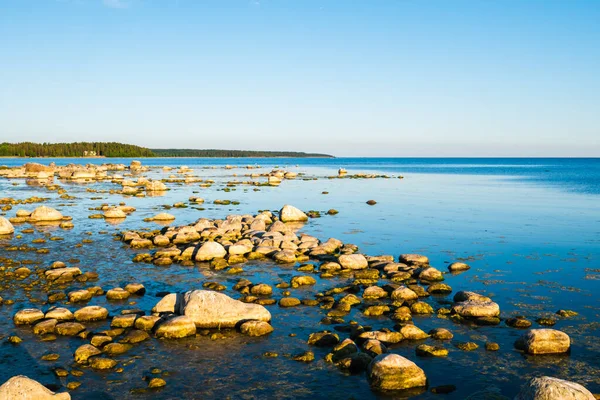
[0,375,70,399]
[515,376,595,399]
[153,290,271,329]
[181,290,271,328]
[0,217,14,235]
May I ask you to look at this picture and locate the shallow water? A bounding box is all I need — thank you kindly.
[0,157,599,399]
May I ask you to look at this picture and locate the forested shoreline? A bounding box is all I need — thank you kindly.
[0,142,333,158]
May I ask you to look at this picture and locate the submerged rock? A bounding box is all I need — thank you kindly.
[0,375,70,399]
[155,316,197,339]
[515,376,595,400]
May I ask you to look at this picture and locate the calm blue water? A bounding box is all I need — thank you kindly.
[3,157,599,194]
[0,157,598,399]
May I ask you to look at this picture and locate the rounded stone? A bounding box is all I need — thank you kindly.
[74,306,109,322]
[14,309,45,325]
[367,353,427,391]
[155,316,197,339]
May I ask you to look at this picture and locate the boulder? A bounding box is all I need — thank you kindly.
[29,206,63,222]
[146,181,168,191]
[338,254,368,270]
[0,217,14,235]
[195,241,227,261]
[103,208,126,219]
[367,354,427,391]
[239,320,274,337]
[0,375,70,399]
[452,300,500,318]
[514,376,594,400]
[155,316,197,339]
[13,309,44,325]
[180,290,271,328]
[279,205,308,222]
[516,329,571,355]
[448,262,470,272]
[74,306,108,322]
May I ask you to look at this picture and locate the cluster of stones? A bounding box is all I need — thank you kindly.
[3,206,73,229]
[0,162,128,181]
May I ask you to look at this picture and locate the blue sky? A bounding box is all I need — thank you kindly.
[1,0,599,156]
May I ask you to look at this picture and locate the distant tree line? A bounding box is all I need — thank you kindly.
[0,142,334,158]
[0,142,154,157]
[151,149,333,158]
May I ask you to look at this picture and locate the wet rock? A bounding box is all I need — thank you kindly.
[293,350,314,362]
[150,213,175,221]
[366,200,377,205]
[363,305,390,316]
[0,375,71,399]
[68,290,92,303]
[362,339,388,356]
[507,317,533,329]
[391,286,419,302]
[273,249,296,263]
[111,314,137,328]
[290,275,316,288]
[125,283,146,295]
[89,357,117,370]
[448,262,470,272]
[416,344,448,357]
[338,254,368,270]
[453,291,491,302]
[456,342,479,351]
[536,317,556,326]
[358,330,403,344]
[367,353,427,391]
[45,308,74,321]
[399,254,429,265]
[279,297,301,307]
[239,320,274,337]
[427,283,452,294]
[155,316,197,339]
[74,344,102,364]
[13,308,44,325]
[418,267,443,282]
[515,329,570,355]
[45,267,82,282]
[55,322,86,336]
[103,343,132,356]
[556,310,578,318]
[120,329,150,344]
[148,378,167,389]
[399,324,429,340]
[486,342,500,351]
[90,335,112,347]
[279,205,308,222]
[452,300,500,318]
[33,319,58,335]
[514,376,595,400]
[74,306,108,322]
[429,328,453,340]
[250,283,273,296]
[307,331,340,346]
[106,288,131,301]
[411,302,434,314]
[135,315,161,331]
[363,286,388,300]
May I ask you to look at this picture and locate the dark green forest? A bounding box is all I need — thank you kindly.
[0,142,333,158]
[0,142,154,157]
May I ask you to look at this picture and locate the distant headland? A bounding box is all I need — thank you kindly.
[0,142,334,158]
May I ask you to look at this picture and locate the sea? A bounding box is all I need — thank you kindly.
[0,157,598,399]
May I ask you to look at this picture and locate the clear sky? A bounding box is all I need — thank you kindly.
[1,0,599,156]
